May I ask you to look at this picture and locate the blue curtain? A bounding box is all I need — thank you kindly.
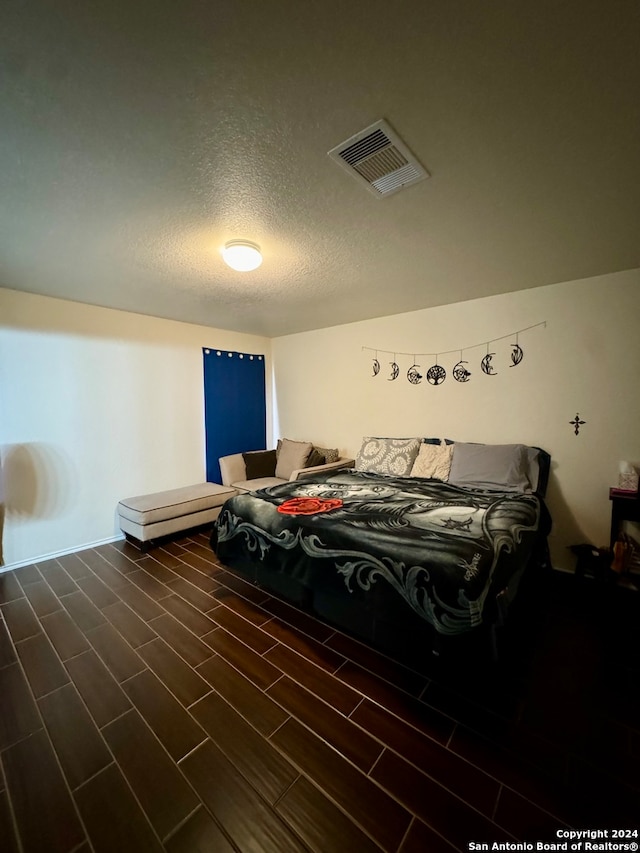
[203,348,266,483]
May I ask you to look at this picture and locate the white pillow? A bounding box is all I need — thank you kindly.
[275,438,313,480]
[411,441,454,480]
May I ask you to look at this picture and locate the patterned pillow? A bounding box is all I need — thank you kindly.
[355,437,421,477]
[314,446,339,464]
[411,441,454,480]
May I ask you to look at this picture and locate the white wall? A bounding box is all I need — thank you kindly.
[0,289,271,568]
[272,269,640,569]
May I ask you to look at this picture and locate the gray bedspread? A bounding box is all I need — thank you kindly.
[213,469,550,635]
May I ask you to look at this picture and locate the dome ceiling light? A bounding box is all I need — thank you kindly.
[222,240,263,272]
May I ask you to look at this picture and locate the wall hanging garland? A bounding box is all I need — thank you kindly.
[363,321,546,385]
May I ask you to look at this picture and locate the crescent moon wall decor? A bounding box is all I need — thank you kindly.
[510,343,524,366]
[407,364,422,384]
[452,360,471,382]
[362,321,545,385]
[481,353,497,375]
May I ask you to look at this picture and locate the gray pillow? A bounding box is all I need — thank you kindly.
[524,447,541,493]
[355,437,421,477]
[448,443,533,492]
[275,438,313,480]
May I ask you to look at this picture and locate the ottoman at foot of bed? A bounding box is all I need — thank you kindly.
[118,483,236,550]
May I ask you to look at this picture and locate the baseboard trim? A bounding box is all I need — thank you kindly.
[0,534,126,574]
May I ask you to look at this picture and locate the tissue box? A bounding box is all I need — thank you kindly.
[619,471,639,492]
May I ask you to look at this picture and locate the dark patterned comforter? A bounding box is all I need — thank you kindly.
[213,470,550,636]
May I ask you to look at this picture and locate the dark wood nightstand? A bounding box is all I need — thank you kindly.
[609,487,640,551]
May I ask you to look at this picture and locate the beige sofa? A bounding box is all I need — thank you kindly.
[219,451,354,493]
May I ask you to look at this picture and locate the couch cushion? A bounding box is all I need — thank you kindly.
[118,483,235,525]
[275,439,313,480]
[232,477,285,492]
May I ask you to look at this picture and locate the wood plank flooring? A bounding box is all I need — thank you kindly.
[0,532,638,852]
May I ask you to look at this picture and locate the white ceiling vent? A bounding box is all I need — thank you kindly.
[328,119,429,198]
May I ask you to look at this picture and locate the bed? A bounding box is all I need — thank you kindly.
[211,439,552,663]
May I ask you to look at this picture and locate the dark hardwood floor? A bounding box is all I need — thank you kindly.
[1,532,638,852]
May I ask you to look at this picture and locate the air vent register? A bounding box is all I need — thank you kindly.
[328,119,429,198]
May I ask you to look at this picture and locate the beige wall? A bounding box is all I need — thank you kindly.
[272,269,640,569]
[3,269,638,571]
[0,289,271,568]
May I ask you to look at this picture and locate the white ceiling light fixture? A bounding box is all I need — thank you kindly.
[222,240,263,272]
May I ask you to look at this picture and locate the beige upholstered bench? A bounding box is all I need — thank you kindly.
[117,482,236,549]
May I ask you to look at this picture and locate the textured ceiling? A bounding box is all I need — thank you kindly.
[1,0,638,337]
